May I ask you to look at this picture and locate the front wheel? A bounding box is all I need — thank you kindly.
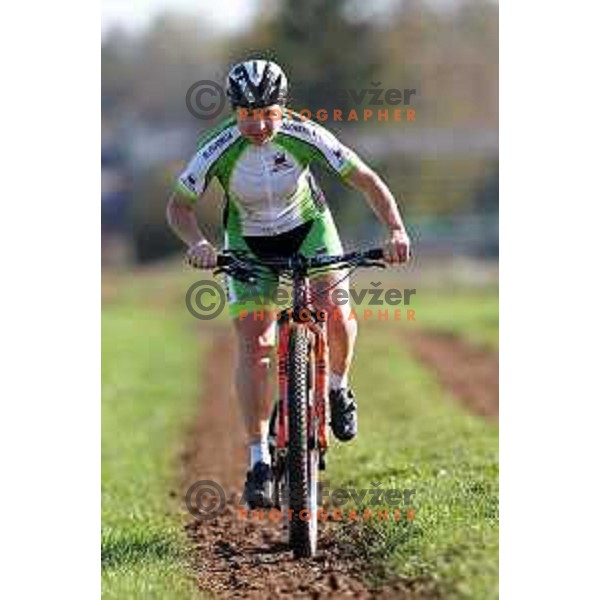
[287,325,318,558]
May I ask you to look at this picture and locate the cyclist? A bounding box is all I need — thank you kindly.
[167,59,410,508]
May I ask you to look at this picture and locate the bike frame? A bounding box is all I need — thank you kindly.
[211,248,385,555]
[275,264,330,457]
[214,249,385,466]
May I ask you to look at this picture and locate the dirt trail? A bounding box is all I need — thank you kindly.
[405,331,498,420]
[180,326,438,599]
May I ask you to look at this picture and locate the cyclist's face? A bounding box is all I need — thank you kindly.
[236,104,283,145]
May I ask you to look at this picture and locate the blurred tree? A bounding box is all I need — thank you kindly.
[228,0,384,114]
[101,0,499,262]
[102,13,228,125]
[377,0,498,128]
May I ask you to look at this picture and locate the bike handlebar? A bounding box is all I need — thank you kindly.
[216,248,384,271]
[207,248,386,285]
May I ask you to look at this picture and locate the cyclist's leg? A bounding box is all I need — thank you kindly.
[299,210,357,386]
[311,273,356,383]
[224,231,279,466]
[233,310,278,507]
[232,314,277,452]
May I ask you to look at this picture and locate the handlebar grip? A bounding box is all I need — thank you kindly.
[216,255,231,267]
[364,248,384,260]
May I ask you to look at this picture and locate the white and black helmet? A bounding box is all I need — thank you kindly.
[226,59,288,109]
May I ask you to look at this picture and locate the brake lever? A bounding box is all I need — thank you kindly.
[214,264,258,285]
[356,260,387,269]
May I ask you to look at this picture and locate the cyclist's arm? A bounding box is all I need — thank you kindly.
[296,118,410,262]
[345,158,407,235]
[166,191,217,268]
[166,143,220,266]
[166,190,208,248]
[288,118,408,237]
[345,158,410,263]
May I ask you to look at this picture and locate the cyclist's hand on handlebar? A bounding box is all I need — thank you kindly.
[185,240,218,269]
[384,228,411,265]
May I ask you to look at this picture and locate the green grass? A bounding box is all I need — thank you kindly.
[410,287,499,350]
[102,265,498,599]
[349,272,498,349]
[327,321,498,599]
[102,287,204,599]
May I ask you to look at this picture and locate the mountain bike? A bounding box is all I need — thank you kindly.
[211,248,386,558]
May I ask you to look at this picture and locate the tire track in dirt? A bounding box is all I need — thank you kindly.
[180,326,440,599]
[405,331,498,420]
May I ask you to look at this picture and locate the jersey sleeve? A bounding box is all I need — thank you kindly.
[175,151,212,204]
[175,120,240,204]
[309,123,361,179]
[279,116,361,180]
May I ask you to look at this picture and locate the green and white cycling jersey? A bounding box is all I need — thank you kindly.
[176,112,360,237]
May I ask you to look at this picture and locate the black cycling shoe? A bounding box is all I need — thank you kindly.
[329,388,358,441]
[243,462,274,509]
